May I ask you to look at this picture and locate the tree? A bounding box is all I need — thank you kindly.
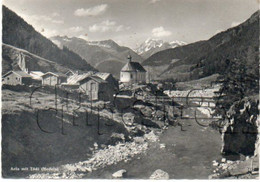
[214,58,259,119]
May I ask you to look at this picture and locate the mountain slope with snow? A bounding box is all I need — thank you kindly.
[51,36,143,78]
[142,10,259,82]
[135,39,186,59]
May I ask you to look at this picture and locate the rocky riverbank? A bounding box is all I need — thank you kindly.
[209,155,259,179]
[29,131,160,179]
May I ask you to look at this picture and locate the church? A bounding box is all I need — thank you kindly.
[120,55,146,85]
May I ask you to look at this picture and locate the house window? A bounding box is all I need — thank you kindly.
[130,74,133,79]
[7,77,9,80]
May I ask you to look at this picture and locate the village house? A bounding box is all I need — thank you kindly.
[2,70,33,85]
[42,72,67,86]
[61,72,94,89]
[120,55,146,85]
[2,71,32,85]
[65,70,75,77]
[94,72,119,91]
[29,71,44,85]
[61,71,118,101]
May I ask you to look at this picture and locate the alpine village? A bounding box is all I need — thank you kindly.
[1,4,259,180]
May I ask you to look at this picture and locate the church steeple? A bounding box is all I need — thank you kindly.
[127,55,132,62]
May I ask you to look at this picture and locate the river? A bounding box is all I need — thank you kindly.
[83,107,223,179]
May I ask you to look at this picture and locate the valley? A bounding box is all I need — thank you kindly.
[1,3,259,180]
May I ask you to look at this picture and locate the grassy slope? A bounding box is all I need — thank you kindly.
[2,88,130,177]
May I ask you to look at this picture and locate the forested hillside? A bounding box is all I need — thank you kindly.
[2,6,96,72]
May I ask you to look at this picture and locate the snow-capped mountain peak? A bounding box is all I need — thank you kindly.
[135,38,186,58]
[136,38,164,54]
[169,40,187,48]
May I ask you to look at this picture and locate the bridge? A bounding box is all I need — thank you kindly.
[135,93,222,127]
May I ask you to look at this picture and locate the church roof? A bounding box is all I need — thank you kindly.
[121,62,146,72]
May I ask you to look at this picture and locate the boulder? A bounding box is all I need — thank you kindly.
[212,160,219,167]
[112,169,126,178]
[150,169,169,180]
[221,158,226,163]
[160,143,166,149]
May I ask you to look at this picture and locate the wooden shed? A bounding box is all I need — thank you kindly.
[42,72,67,86]
[94,72,119,91]
[2,71,32,85]
[79,76,115,101]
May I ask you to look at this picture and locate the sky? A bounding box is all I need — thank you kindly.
[2,0,259,49]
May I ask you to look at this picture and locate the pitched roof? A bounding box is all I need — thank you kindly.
[3,71,32,78]
[65,70,74,75]
[79,75,107,84]
[64,72,94,85]
[29,71,44,80]
[42,72,67,78]
[121,61,146,72]
[94,72,111,80]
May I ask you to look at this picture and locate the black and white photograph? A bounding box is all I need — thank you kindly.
[1,0,259,179]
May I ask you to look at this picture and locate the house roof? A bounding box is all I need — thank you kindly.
[65,70,74,75]
[62,71,114,86]
[29,71,44,80]
[42,72,67,78]
[79,75,107,84]
[121,61,146,72]
[63,72,94,85]
[94,72,111,80]
[3,71,32,78]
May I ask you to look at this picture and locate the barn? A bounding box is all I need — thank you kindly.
[42,72,67,86]
[78,75,115,101]
[94,72,119,91]
[61,72,93,90]
[2,71,32,85]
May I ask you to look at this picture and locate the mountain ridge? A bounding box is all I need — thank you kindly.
[51,35,144,78]
[135,38,186,59]
[143,10,259,82]
[2,5,96,73]
[2,43,73,74]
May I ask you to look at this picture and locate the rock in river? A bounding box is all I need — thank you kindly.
[150,169,169,179]
[112,169,126,178]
